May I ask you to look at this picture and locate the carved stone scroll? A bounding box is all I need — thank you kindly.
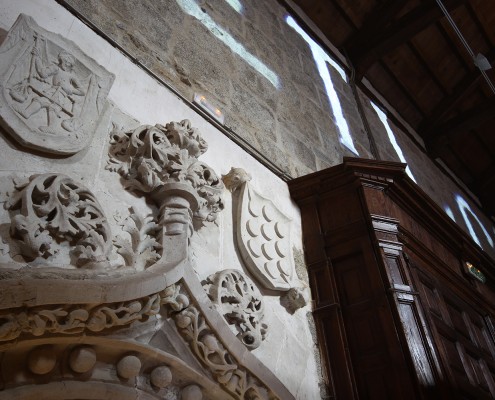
[203,269,267,350]
[5,173,112,268]
[223,167,295,291]
[0,14,115,154]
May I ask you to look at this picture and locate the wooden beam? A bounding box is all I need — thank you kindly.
[346,0,465,79]
[425,97,495,154]
[419,51,495,134]
[344,0,408,49]
[473,163,495,215]
[475,163,495,191]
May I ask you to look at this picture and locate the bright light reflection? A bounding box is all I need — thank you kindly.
[224,0,243,13]
[455,194,494,249]
[177,0,279,88]
[286,16,358,154]
[371,101,417,183]
[444,205,455,221]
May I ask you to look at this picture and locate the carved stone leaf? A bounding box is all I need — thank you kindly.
[107,120,224,227]
[6,173,112,267]
[203,269,267,350]
[113,207,161,270]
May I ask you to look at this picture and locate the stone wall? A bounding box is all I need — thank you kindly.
[0,1,323,398]
[58,0,495,257]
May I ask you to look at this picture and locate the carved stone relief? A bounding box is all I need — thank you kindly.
[0,284,189,342]
[223,167,295,291]
[170,287,277,399]
[5,173,112,268]
[0,340,211,400]
[203,269,267,350]
[0,14,114,154]
[113,206,161,270]
[107,119,224,229]
[0,283,285,399]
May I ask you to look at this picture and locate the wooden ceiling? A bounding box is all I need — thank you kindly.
[288,0,495,218]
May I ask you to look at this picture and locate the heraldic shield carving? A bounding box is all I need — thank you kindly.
[0,14,115,155]
[223,168,295,291]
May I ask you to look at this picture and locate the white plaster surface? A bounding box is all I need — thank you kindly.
[0,1,320,398]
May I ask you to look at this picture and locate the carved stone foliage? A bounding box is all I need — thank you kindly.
[5,173,112,267]
[0,14,114,154]
[173,305,276,399]
[223,167,295,291]
[203,269,267,350]
[113,207,161,270]
[0,285,188,342]
[0,292,161,341]
[107,120,224,227]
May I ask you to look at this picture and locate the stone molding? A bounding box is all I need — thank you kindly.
[0,336,230,400]
[0,270,294,399]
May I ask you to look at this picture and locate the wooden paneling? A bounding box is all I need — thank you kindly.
[289,158,495,399]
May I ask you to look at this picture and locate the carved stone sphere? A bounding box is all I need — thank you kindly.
[150,366,173,388]
[117,355,141,379]
[28,346,56,375]
[181,385,203,400]
[69,346,96,373]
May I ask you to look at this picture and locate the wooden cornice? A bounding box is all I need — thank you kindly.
[289,157,495,276]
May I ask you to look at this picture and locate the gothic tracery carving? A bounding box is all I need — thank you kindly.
[6,173,112,267]
[203,269,267,350]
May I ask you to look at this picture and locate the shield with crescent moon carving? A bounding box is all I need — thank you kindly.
[235,181,294,291]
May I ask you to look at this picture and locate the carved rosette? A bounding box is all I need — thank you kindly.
[203,269,267,350]
[5,173,111,267]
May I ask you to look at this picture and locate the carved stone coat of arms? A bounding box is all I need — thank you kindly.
[0,14,114,155]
